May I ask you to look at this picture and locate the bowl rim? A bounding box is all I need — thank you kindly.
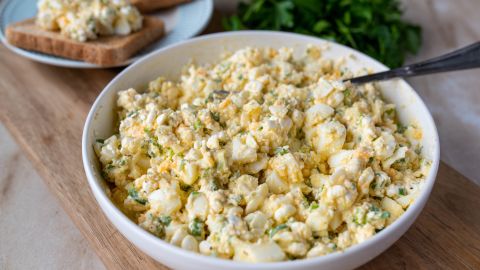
[82,30,440,268]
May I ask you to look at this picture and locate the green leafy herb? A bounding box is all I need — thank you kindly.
[398,187,406,196]
[269,224,288,237]
[127,110,138,118]
[194,119,203,130]
[274,146,289,155]
[128,187,147,205]
[179,159,186,170]
[158,215,172,226]
[189,218,204,237]
[119,159,127,166]
[210,111,221,122]
[106,164,115,171]
[385,108,395,116]
[397,123,407,133]
[223,0,422,68]
[369,205,380,213]
[144,127,152,135]
[310,201,319,210]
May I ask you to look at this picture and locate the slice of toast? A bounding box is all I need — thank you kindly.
[131,0,190,13]
[6,16,165,66]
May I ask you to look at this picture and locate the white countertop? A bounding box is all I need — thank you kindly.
[1,0,479,269]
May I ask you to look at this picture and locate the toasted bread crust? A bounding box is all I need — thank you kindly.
[6,17,164,66]
[131,0,190,13]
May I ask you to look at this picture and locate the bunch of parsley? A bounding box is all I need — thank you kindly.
[223,0,422,68]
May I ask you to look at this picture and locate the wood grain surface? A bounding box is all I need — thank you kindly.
[1,6,480,270]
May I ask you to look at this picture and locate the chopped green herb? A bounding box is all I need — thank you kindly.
[144,127,153,136]
[202,168,213,178]
[209,178,220,191]
[119,159,127,166]
[269,224,288,238]
[274,147,289,155]
[189,218,204,237]
[210,111,221,122]
[205,92,214,104]
[167,148,175,159]
[398,187,407,196]
[397,123,407,133]
[369,205,380,213]
[106,164,115,171]
[96,139,105,144]
[310,202,319,210]
[385,108,395,115]
[128,187,147,205]
[353,209,366,225]
[179,159,186,170]
[158,216,172,226]
[127,110,138,117]
[194,119,203,130]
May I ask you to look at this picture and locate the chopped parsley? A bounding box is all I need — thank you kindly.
[158,216,172,226]
[274,146,289,155]
[127,110,138,118]
[189,218,204,237]
[194,119,203,130]
[397,123,407,133]
[381,211,391,219]
[385,108,395,116]
[127,187,147,205]
[269,224,288,237]
[210,111,221,122]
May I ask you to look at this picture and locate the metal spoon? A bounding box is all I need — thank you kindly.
[345,41,480,84]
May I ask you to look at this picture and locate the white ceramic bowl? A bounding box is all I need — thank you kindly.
[82,31,440,270]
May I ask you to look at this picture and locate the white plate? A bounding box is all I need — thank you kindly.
[0,0,213,68]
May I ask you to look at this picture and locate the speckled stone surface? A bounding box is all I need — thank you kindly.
[0,124,105,270]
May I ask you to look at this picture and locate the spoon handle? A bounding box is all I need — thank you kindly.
[347,41,480,84]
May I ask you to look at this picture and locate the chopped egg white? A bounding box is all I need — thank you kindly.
[37,0,143,42]
[95,46,430,262]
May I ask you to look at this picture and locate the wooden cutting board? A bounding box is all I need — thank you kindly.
[1,15,480,270]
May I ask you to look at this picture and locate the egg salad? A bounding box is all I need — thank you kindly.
[37,0,143,42]
[95,46,430,262]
